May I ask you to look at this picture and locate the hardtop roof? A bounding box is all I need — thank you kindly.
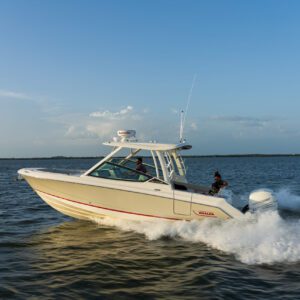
[103,141,192,151]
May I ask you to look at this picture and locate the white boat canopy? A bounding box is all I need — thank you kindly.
[83,130,191,183]
[103,141,192,151]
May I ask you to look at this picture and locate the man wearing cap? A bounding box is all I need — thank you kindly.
[209,171,228,195]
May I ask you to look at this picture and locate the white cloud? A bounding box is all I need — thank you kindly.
[0,89,32,100]
[61,106,141,140]
[90,105,133,119]
[209,115,277,128]
[0,88,63,116]
[65,125,98,139]
[58,105,182,144]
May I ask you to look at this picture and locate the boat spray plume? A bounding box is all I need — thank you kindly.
[92,206,300,265]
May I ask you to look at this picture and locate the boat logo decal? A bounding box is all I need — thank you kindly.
[193,210,216,217]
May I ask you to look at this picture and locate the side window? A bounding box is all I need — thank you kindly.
[89,162,151,182]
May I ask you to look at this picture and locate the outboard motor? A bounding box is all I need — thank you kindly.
[248,189,278,213]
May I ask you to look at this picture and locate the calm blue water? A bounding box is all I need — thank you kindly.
[1,157,300,299]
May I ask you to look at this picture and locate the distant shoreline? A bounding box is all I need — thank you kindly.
[1,154,300,160]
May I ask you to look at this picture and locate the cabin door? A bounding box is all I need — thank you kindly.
[173,190,192,215]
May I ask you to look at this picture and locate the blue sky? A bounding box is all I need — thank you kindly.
[0,0,300,157]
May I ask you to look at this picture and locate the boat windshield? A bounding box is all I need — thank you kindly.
[109,157,163,178]
[89,162,152,182]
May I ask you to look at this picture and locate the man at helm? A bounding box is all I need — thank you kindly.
[136,157,147,174]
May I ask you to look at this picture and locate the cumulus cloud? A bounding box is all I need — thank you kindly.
[0,89,32,100]
[58,104,185,145]
[90,105,133,119]
[63,106,148,140]
[65,124,98,139]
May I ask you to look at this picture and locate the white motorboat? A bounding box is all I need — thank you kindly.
[18,130,277,222]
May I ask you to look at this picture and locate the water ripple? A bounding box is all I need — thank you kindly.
[1,158,300,298]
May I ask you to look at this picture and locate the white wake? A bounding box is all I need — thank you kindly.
[92,189,300,265]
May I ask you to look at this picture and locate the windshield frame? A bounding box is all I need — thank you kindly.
[88,161,153,182]
[83,145,188,184]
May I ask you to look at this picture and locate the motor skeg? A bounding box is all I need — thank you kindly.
[248,189,278,212]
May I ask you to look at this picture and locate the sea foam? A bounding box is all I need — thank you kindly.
[92,189,300,265]
[276,188,300,211]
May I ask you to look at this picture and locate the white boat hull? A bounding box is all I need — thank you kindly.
[19,168,244,222]
[37,190,180,221]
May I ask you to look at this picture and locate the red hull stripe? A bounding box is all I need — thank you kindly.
[35,189,181,221]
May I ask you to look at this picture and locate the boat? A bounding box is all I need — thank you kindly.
[18,130,277,222]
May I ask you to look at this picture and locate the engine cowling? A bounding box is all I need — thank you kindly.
[248,189,278,212]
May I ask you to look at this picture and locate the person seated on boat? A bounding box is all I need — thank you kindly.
[209,171,228,195]
[136,157,147,173]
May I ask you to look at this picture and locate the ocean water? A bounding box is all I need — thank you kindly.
[1,157,300,299]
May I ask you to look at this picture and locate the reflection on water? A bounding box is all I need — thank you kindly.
[27,220,221,299]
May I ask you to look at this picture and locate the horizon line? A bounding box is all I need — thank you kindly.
[1,153,300,160]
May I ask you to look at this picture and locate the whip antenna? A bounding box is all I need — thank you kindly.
[179,110,184,142]
[180,74,197,143]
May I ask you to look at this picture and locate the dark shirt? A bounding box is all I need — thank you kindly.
[210,179,225,195]
[136,164,147,174]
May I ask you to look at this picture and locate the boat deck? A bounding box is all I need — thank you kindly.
[33,168,84,176]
